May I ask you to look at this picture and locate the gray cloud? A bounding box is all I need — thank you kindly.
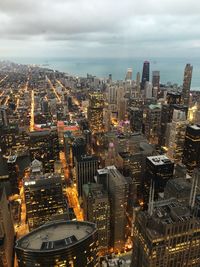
[0,0,200,57]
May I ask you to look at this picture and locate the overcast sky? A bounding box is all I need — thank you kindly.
[0,0,200,58]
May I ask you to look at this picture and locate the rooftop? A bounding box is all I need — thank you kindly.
[16,220,96,252]
[147,155,172,166]
[190,124,200,130]
[7,155,17,163]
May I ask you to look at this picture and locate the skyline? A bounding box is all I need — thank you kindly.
[0,0,200,58]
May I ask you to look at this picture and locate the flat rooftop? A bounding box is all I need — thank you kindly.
[190,124,200,130]
[16,220,96,251]
[147,155,172,166]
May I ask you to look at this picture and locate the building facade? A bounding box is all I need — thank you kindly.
[74,155,99,197]
[182,125,200,174]
[0,187,15,267]
[24,160,66,230]
[131,198,200,267]
[83,183,110,253]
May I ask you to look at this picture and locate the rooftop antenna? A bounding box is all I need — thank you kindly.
[148,179,155,216]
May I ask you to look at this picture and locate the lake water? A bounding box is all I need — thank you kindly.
[4,56,200,90]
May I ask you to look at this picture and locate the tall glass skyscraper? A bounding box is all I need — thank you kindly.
[141,61,150,90]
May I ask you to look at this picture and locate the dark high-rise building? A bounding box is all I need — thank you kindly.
[72,137,86,165]
[141,61,150,90]
[97,166,129,252]
[152,71,160,91]
[183,125,200,174]
[182,63,193,106]
[29,129,59,173]
[119,142,154,198]
[128,107,143,132]
[24,159,66,231]
[16,220,99,267]
[87,92,104,133]
[74,155,99,197]
[144,155,174,203]
[0,187,15,267]
[167,92,182,105]
[7,155,19,195]
[83,183,110,253]
[131,197,200,267]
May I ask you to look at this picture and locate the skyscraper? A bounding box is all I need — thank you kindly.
[182,63,193,106]
[141,61,150,90]
[144,104,161,145]
[97,166,129,252]
[182,125,200,174]
[16,220,99,267]
[167,110,188,163]
[83,183,110,253]
[74,155,99,197]
[144,81,152,99]
[87,92,104,133]
[144,155,174,203]
[0,187,15,267]
[131,196,200,267]
[125,68,133,82]
[152,71,160,92]
[7,155,19,195]
[24,159,66,231]
[136,72,141,95]
[159,100,187,147]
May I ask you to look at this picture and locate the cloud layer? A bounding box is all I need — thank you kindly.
[0,0,200,57]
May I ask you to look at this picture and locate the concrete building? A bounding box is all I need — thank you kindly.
[24,159,66,231]
[152,71,160,93]
[128,107,143,133]
[0,187,15,267]
[83,183,110,253]
[131,196,200,267]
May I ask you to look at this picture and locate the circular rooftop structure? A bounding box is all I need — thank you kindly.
[16,220,99,267]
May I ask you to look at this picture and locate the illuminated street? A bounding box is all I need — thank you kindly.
[30,90,34,131]
[46,76,62,103]
[60,152,84,221]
